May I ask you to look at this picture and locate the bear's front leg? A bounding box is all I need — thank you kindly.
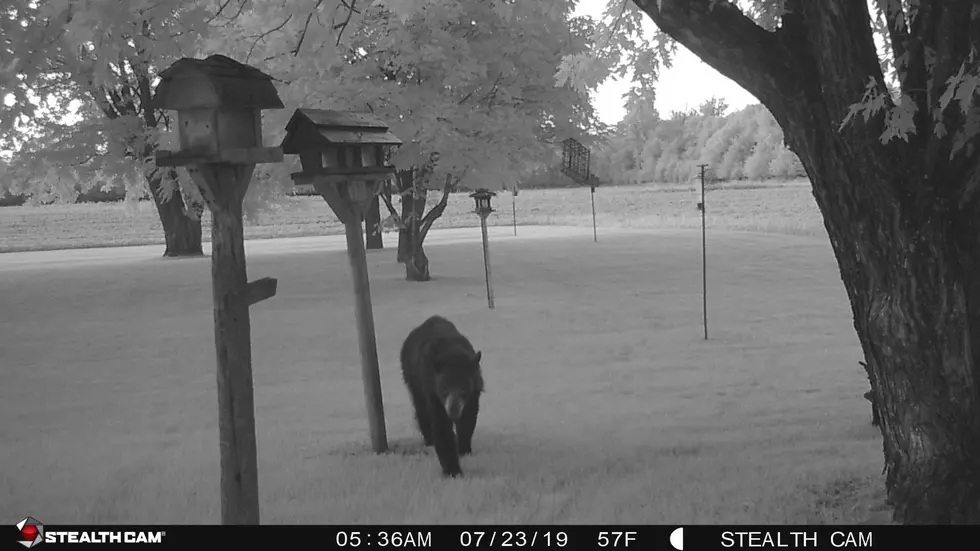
[456,392,480,456]
[428,396,462,477]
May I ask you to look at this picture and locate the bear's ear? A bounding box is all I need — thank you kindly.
[474,350,482,363]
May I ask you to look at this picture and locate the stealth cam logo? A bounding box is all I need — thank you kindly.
[16,517,44,548]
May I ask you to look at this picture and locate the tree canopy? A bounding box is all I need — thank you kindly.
[2,0,604,210]
[255,0,603,195]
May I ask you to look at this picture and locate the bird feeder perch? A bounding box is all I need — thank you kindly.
[280,108,403,454]
[152,54,285,526]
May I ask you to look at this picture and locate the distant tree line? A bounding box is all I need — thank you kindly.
[523,97,806,189]
[0,181,143,206]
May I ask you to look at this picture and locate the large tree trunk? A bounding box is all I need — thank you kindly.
[396,224,411,264]
[396,193,415,264]
[396,172,427,266]
[365,195,384,250]
[391,168,428,279]
[403,235,431,282]
[383,169,454,282]
[634,0,980,523]
[84,69,204,258]
[400,172,430,281]
[145,168,204,258]
[829,193,980,524]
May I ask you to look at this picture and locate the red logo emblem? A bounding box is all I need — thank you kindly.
[16,517,44,548]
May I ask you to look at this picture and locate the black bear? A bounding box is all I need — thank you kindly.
[400,315,484,477]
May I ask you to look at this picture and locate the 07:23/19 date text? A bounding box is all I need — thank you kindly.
[460,531,569,547]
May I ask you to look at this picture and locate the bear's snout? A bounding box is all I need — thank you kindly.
[445,394,465,422]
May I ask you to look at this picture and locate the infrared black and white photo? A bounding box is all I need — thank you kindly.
[2,0,978,532]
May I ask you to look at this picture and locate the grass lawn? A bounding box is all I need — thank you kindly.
[0,225,891,524]
[0,179,823,253]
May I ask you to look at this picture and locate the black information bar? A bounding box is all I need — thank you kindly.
[7,523,976,549]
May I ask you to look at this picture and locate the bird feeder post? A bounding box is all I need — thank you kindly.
[512,186,518,237]
[281,109,403,454]
[470,189,497,310]
[152,55,285,526]
[697,163,709,341]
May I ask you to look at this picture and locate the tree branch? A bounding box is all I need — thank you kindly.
[334,0,360,46]
[927,1,974,116]
[457,89,475,105]
[630,0,799,106]
[899,0,936,145]
[135,73,157,128]
[637,0,909,206]
[783,0,904,166]
[246,16,293,63]
[874,0,910,84]
[84,82,120,121]
[380,175,406,230]
[418,173,454,242]
[481,74,503,106]
[211,0,250,27]
[922,1,977,193]
[294,0,325,55]
[207,0,238,24]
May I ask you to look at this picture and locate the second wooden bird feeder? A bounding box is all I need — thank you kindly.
[281,108,403,454]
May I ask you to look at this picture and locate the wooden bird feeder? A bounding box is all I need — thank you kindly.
[152,54,285,526]
[280,108,403,454]
[154,54,284,167]
[282,109,402,223]
[470,189,497,219]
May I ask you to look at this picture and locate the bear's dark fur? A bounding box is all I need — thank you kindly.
[400,315,484,477]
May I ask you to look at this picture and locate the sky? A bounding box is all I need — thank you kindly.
[573,0,760,125]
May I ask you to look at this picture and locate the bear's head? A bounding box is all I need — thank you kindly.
[433,349,483,422]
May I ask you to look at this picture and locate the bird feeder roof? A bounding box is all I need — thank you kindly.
[152,54,284,111]
[281,108,403,154]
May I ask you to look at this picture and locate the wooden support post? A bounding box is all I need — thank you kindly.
[189,163,264,525]
[308,179,389,454]
[281,108,400,455]
[343,216,389,453]
[152,53,285,526]
[480,215,495,310]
